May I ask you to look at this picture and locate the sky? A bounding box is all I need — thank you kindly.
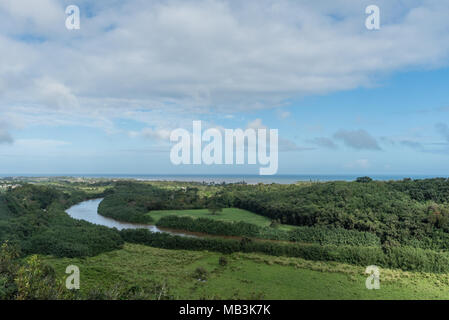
[0,0,449,175]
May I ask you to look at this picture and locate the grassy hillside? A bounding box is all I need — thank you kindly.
[43,243,449,300]
[3,178,449,300]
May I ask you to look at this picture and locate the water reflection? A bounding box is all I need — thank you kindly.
[65,198,194,237]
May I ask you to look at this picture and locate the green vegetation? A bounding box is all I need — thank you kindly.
[98,181,207,224]
[96,178,449,252]
[0,241,71,300]
[42,243,449,300]
[156,215,381,246]
[149,208,271,226]
[120,228,449,273]
[89,178,449,274]
[219,179,449,251]
[3,177,449,299]
[0,184,123,258]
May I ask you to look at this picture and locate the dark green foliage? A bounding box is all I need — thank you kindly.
[104,178,449,251]
[120,229,243,254]
[384,246,449,273]
[156,216,260,237]
[98,182,204,223]
[218,256,228,266]
[26,216,124,258]
[207,199,223,215]
[99,198,154,224]
[0,242,73,300]
[0,185,123,258]
[120,228,449,273]
[0,241,20,299]
[156,216,380,246]
[193,267,208,281]
[259,225,380,246]
[219,179,449,250]
[269,220,280,228]
[389,178,449,203]
[6,178,449,276]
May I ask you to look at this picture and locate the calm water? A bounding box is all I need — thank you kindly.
[65,198,194,237]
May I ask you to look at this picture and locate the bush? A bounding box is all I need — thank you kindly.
[219,256,228,266]
[193,267,208,281]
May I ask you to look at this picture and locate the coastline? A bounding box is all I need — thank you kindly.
[1,174,449,185]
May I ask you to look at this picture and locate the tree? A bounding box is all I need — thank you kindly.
[0,241,20,300]
[15,255,68,300]
[207,201,223,215]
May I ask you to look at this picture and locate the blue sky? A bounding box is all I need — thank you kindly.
[0,0,449,175]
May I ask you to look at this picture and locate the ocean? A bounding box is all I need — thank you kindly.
[2,174,448,184]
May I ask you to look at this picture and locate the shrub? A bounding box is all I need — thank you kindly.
[219,256,228,266]
[193,267,208,281]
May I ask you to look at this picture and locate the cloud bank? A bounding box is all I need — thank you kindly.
[1,0,449,131]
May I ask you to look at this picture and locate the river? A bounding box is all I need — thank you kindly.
[65,198,195,237]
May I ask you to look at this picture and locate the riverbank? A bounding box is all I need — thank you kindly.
[65,198,200,238]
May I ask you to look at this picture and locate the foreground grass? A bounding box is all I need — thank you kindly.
[42,243,449,300]
[148,208,272,227]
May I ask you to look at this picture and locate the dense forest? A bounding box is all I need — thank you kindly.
[97,178,449,251]
[0,184,123,258]
[217,178,449,250]
[98,181,206,223]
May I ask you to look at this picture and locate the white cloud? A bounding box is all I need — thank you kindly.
[1,0,449,132]
[34,77,79,109]
[0,0,62,34]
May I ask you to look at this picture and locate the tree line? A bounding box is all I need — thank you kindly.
[156,215,380,246]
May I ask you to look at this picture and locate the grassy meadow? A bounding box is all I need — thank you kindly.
[43,243,449,300]
[148,208,272,227]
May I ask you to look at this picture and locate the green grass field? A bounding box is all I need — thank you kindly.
[148,208,273,227]
[43,243,449,300]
